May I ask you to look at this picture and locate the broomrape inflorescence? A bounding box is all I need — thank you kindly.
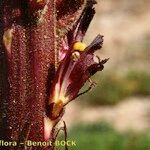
[0,0,108,149]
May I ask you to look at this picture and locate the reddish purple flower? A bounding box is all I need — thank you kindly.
[46,0,108,122]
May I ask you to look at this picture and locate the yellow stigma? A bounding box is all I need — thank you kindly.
[73,42,87,52]
[72,51,80,61]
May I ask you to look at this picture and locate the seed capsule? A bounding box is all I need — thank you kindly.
[72,51,80,61]
[73,42,87,51]
[47,99,64,120]
[51,100,64,120]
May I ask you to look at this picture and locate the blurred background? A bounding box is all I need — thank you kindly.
[60,0,150,149]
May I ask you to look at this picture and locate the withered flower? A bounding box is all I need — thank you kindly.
[0,0,108,149]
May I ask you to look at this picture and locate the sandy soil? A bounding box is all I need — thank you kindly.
[84,0,150,73]
[63,97,150,132]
